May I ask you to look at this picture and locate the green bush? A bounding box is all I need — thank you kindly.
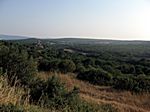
[76,63,86,73]
[113,75,150,92]
[29,76,106,112]
[59,59,76,73]
[29,76,71,106]
[77,68,112,85]
[38,59,51,71]
[0,104,25,112]
[0,44,37,85]
[29,78,46,103]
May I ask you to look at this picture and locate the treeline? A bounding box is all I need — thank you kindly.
[77,68,150,92]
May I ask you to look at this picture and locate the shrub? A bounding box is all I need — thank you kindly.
[76,63,86,73]
[48,59,60,72]
[0,44,37,85]
[82,58,95,67]
[113,75,150,92]
[29,76,104,112]
[0,104,25,112]
[38,59,50,71]
[59,59,76,73]
[29,78,46,103]
[77,68,112,85]
[29,76,74,107]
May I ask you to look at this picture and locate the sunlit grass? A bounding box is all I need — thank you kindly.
[38,72,150,112]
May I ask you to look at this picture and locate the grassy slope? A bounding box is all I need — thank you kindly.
[0,75,53,112]
[38,72,150,112]
[1,72,150,112]
[0,74,116,112]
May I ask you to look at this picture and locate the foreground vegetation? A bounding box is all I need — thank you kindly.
[0,72,117,112]
[0,38,150,111]
[3,39,150,92]
[0,40,118,111]
[41,72,150,112]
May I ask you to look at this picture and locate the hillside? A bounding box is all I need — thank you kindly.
[1,35,150,45]
[38,72,150,112]
[1,38,150,112]
[0,34,30,40]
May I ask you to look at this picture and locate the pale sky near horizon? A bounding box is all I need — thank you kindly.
[0,0,150,40]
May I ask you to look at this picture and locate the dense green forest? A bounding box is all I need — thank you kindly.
[1,39,150,91]
[8,38,150,91]
[0,38,150,111]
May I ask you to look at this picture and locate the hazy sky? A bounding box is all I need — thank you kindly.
[0,0,150,40]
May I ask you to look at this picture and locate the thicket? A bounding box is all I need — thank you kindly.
[0,104,24,112]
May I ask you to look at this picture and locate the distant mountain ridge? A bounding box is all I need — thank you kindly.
[1,35,150,45]
[0,34,33,40]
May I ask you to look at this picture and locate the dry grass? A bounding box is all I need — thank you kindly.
[38,72,150,112]
[0,75,51,112]
[0,75,30,108]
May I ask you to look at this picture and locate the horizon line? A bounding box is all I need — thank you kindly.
[0,34,150,41]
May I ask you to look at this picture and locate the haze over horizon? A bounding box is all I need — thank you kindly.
[0,0,150,40]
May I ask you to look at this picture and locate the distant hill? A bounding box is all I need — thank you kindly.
[1,35,150,45]
[0,34,32,40]
[22,37,150,45]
